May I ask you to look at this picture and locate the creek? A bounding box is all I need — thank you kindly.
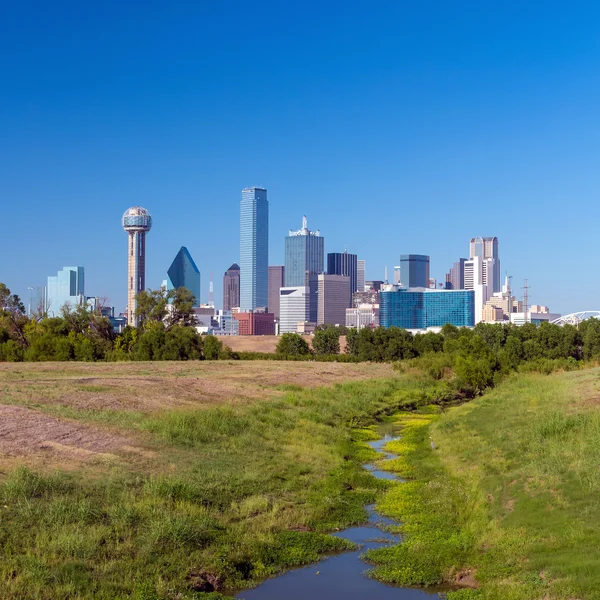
[234,421,444,600]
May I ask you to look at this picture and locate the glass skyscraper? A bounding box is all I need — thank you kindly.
[379,288,475,329]
[240,187,269,311]
[399,255,430,288]
[167,246,201,307]
[284,216,324,287]
[327,251,358,295]
[46,266,85,317]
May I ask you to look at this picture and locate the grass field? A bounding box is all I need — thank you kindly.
[367,367,600,599]
[0,360,411,599]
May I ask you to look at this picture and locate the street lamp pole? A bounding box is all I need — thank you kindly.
[27,287,34,318]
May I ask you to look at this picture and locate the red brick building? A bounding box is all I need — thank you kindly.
[234,312,275,336]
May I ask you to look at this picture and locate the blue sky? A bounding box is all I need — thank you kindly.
[1,1,599,314]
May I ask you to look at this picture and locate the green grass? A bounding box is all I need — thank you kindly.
[366,368,600,599]
[0,370,456,599]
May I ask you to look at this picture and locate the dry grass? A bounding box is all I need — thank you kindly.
[223,334,348,353]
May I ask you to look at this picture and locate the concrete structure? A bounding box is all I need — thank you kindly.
[297,321,317,334]
[511,310,561,326]
[240,187,269,311]
[482,304,505,323]
[445,258,466,290]
[464,256,491,324]
[327,251,358,296]
[214,310,239,335]
[167,246,201,307]
[46,267,85,317]
[470,236,500,294]
[317,274,351,326]
[223,263,240,312]
[284,216,324,287]
[365,280,384,292]
[234,311,275,335]
[379,287,475,329]
[353,289,379,307]
[393,265,401,285]
[399,255,430,289]
[357,260,365,292]
[122,206,152,326]
[268,265,285,320]
[279,286,310,334]
[346,304,379,330]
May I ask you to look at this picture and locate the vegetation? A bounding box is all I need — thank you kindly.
[365,369,600,599]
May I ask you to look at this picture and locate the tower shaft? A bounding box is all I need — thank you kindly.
[127,230,146,326]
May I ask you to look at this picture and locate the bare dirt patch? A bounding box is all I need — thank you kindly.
[0,405,130,459]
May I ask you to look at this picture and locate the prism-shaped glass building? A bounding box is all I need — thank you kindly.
[167,247,201,307]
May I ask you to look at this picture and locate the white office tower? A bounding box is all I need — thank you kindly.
[357,259,366,292]
[464,257,490,324]
[469,236,500,294]
[279,287,310,333]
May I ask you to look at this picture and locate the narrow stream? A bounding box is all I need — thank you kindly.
[234,421,443,600]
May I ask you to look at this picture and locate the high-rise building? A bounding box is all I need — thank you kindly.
[464,256,491,324]
[399,255,430,289]
[240,187,269,311]
[469,236,500,293]
[317,274,351,326]
[223,263,240,311]
[327,251,358,297]
[445,258,467,290]
[357,259,365,292]
[166,247,201,307]
[46,267,85,317]
[379,288,475,329]
[122,206,152,326]
[393,265,401,285]
[279,286,310,333]
[284,216,324,287]
[268,265,285,320]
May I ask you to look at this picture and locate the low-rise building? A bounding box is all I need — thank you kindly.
[346,304,379,330]
[234,311,275,335]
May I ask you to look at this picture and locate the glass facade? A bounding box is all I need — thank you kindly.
[327,251,358,294]
[46,266,85,317]
[223,263,241,312]
[379,289,475,329]
[240,188,269,311]
[399,255,430,288]
[167,247,201,307]
[284,234,324,287]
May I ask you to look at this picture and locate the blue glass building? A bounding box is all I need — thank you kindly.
[284,216,324,287]
[379,288,475,329]
[46,266,85,317]
[399,255,430,288]
[240,187,269,310]
[327,251,358,294]
[167,247,201,307]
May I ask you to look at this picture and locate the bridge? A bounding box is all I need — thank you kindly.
[550,311,600,326]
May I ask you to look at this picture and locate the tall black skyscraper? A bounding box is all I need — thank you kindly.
[327,251,358,296]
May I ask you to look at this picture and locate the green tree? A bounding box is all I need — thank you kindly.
[135,289,169,329]
[276,333,311,356]
[313,328,340,355]
[166,287,197,329]
[203,335,223,360]
[0,283,28,348]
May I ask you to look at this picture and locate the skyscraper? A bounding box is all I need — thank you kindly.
[327,250,358,298]
[445,258,467,290]
[122,206,152,326]
[469,236,500,293]
[284,216,324,287]
[46,267,85,317]
[317,274,351,326]
[223,263,240,311]
[399,255,430,289]
[240,187,269,311]
[268,265,285,320]
[167,246,201,307]
[279,286,310,333]
[357,259,365,292]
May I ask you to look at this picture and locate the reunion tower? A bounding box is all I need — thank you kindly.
[122,207,152,326]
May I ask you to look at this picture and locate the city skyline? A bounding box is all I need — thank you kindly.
[4,3,599,315]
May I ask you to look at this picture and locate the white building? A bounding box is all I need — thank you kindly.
[464,257,490,324]
[346,304,379,330]
[280,286,310,333]
[357,259,366,292]
[213,310,238,335]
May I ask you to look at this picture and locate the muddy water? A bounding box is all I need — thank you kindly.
[235,422,442,600]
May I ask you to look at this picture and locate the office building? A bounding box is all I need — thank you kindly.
[279,286,310,333]
[469,236,500,293]
[268,265,285,320]
[399,255,430,289]
[393,265,401,285]
[346,304,379,330]
[353,288,379,307]
[284,216,324,287]
[317,274,351,326]
[365,280,384,292]
[240,187,269,311]
[379,288,475,330]
[327,251,358,295]
[46,267,85,317]
[122,206,152,326]
[167,246,201,307]
[213,310,239,335]
[234,311,275,336]
[445,258,466,290]
[357,259,365,292]
[223,263,240,311]
[464,256,492,323]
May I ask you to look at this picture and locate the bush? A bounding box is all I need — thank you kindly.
[275,333,312,356]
